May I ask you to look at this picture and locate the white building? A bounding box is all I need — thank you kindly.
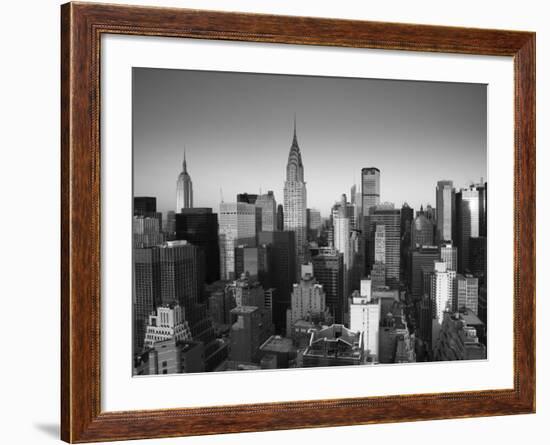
[218,202,256,280]
[456,274,479,314]
[349,278,381,362]
[431,261,456,342]
[143,303,192,349]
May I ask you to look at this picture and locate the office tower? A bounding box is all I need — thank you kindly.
[258,231,296,333]
[143,303,192,349]
[276,204,284,231]
[433,311,487,360]
[436,180,455,243]
[400,203,414,281]
[456,185,481,273]
[175,208,220,284]
[283,118,308,275]
[134,196,157,215]
[351,183,363,229]
[311,247,345,324]
[234,246,269,285]
[307,208,322,241]
[430,261,456,344]
[218,202,256,280]
[133,247,160,351]
[235,195,263,236]
[286,266,329,338]
[158,240,203,312]
[369,204,401,285]
[424,204,436,223]
[207,287,236,328]
[133,215,165,248]
[302,325,364,367]
[349,229,364,295]
[374,225,385,263]
[411,211,434,248]
[142,338,205,375]
[333,197,351,300]
[259,335,297,369]
[176,151,193,211]
[349,279,381,362]
[440,243,458,272]
[164,210,176,236]
[477,181,487,237]
[229,305,272,363]
[409,246,440,299]
[456,274,479,314]
[361,167,380,216]
[469,236,487,284]
[255,191,277,232]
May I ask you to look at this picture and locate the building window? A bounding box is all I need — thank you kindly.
[162,361,167,367]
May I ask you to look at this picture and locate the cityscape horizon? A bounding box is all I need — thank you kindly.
[132,67,488,376]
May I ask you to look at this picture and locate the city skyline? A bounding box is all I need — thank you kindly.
[133,68,487,216]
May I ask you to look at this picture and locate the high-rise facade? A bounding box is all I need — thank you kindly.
[456,185,481,273]
[307,208,322,240]
[176,152,193,211]
[333,198,351,300]
[430,261,456,331]
[255,191,277,232]
[370,204,401,285]
[312,247,344,324]
[276,204,284,231]
[286,266,328,338]
[440,243,458,272]
[218,202,256,280]
[436,180,455,243]
[175,208,219,283]
[158,240,203,313]
[361,167,380,216]
[456,274,479,314]
[409,247,440,299]
[283,119,308,276]
[411,212,434,248]
[133,247,160,351]
[349,279,381,362]
[258,231,296,333]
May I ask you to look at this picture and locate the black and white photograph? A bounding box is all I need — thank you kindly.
[132,68,488,376]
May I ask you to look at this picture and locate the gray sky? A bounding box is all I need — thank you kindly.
[133,68,486,217]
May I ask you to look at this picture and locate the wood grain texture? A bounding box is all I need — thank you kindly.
[60,2,536,443]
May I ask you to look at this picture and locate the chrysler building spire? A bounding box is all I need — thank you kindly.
[283,116,308,278]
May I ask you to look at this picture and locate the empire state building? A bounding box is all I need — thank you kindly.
[284,118,308,277]
[176,151,193,211]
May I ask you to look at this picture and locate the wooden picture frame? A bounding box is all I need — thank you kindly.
[61,2,535,442]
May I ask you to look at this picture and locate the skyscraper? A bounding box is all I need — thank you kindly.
[456,185,481,273]
[411,211,434,248]
[440,243,458,272]
[218,202,256,280]
[283,118,308,276]
[369,204,401,285]
[361,167,380,216]
[333,196,351,300]
[312,247,345,324]
[307,208,322,241]
[176,151,193,211]
[258,231,296,333]
[255,191,277,232]
[430,261,456,343]
[409,246,440,299]
[133,247,160,351]
[276,204,284,231]
[175,208,219,283]
[436,180,455,243]
[158,240,203,312]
